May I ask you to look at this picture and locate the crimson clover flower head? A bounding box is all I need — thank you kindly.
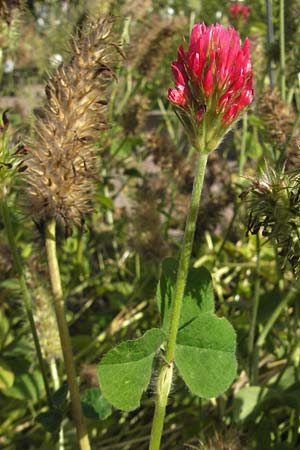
[168,23,253,152]
[229,3,250,21]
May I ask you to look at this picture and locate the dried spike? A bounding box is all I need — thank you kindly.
[21,17,120,230]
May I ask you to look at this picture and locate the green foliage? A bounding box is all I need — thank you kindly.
[3,370,44,401]
[36,408,63,433]
[97,329,165,411]
[81,387,112,420]
[157,257,214,333]
[175,314,237,398]
[98,259,236,413]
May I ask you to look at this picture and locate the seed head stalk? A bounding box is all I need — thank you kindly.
[45,218,91,450]
[20,18,119,447]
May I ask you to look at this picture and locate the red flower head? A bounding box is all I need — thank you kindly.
[168,23,253,151]
[229,3,250,21]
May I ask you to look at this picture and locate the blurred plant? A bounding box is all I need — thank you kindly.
[278,0,300,80]
[128,180,170,262]
[257,88,298,165]
[0,111,22,197]
[229,3,250,22]
[0,1,23,81]
[120,94,150,135]
[129,14,187,80]
[120,0,153,21]
[0,0,24,25]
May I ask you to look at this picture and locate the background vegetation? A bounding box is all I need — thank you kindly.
[1,0,300,449]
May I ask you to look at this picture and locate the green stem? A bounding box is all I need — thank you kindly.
[0,200,52,407]
[45,219,91,450]
[279,0,286,101]
[149,151,208,450]
[248,234,261,385]
[165,151,208,363]
[50,358,65,450]
[256,287,295,348]
[238,112,248,176]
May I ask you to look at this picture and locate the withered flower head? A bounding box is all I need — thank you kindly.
[128,14,187,80]
[22,17,120,230]
[241,165,300,277]
[257,88,297,156]
[0,0,24,25]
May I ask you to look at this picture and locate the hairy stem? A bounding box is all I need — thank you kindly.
[45,219,91,450]
[0,199,52,406]
[149,151,208,450]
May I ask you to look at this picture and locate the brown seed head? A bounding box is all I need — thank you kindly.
[257,88,297,152]
[128,14,187,79]
[22,17,120,230]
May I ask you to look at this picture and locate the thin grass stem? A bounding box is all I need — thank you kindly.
[279,0,286,100]
[0,199,53,407]
[248,234,261,384]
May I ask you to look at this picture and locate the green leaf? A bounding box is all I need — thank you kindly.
[36,408,63,433]
[175,313,236,398]
[157,258,214,333]
[81,387,112,420]
[97,328,165,411]
[0,360,14,390]
[3,370,45,401]
[94,193,114,209]
[233,386,266,422]
[0,310,10,347]
[52,382,68,410]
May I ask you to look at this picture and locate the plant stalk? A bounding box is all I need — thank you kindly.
[238,112,248,176]
[149,151,208,450]
[248,234,261,385]
[266,0,274,87]
[0,199,52,407]
[50,358,65,450]
[45,218,91,450]
[279,0,286,101]
[256,288,295,348]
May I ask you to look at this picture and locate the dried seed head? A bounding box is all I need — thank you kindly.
[21,17,120,231]
[128,180,170,261]
[128,15,187,79]
[120,94,150,135]
[241,165,300,277]
[257,88,297,154]
[0,0,24,25]
[121,0,152,21]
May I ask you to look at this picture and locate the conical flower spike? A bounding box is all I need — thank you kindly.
[22,17,120,233]
[168,23,253,152]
